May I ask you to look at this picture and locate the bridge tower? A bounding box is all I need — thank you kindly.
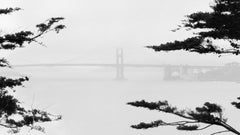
[116,48,125,80]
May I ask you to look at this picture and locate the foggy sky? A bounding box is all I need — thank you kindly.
[3,0,239,66]
[1,0,240,66]
[0,0,240,64]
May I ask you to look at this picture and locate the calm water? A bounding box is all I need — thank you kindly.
[3,67,240,135]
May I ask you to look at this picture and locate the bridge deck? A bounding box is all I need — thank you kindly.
[13,63,223,68]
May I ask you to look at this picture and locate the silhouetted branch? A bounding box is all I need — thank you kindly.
[131,120,201,130]
[128,100,240,134]
[196,124,213,131]
[147,0,240,55]
[147,37,240,55]
[130,0,240,135]
[0,3,65,134]
[0,17,65,50]
[210,130,229,135]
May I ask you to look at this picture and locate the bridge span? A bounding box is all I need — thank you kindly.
[12,49,231,80]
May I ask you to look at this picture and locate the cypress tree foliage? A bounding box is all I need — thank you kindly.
[147,0,240,55]
[0,5,65,134]
[128,0,240,135]
[128,98,240,135]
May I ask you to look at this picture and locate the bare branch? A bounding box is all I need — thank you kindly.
[210,130,230,135]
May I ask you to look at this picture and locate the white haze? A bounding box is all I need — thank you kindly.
[1,0,240,135]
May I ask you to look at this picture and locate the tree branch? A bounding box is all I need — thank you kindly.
[128,100,240,134]
[210,130,230,135]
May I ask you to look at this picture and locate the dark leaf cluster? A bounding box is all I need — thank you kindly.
[0,8,21,15]
[0,31,33,50]
[0,76,28,90]
[131,120,164,129]
[0,58,10,67]
[127,100,177,113]
[176,125,199,131]
[231,97,240,109]
[0,92,23,116]
[36,17,65,33]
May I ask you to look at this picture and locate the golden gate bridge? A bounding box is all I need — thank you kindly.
[13,48,233,80]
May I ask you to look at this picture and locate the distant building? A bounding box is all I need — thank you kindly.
[197,62,240,82]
